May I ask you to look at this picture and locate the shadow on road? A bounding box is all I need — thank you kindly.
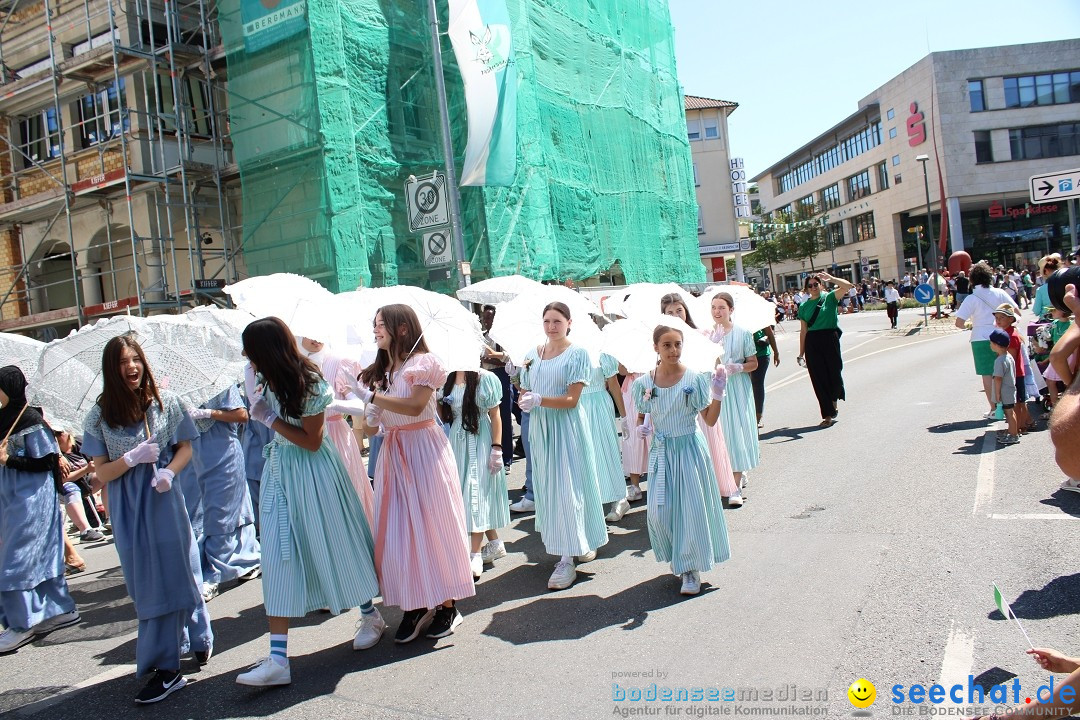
[928,419,993,434]
[953,433,991,455]
[759,425,825,444]
[989,573,1080,621]
[1039,489,1080,518]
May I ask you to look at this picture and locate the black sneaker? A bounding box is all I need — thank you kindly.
[393,608,435,644]
[425,604,462,639]
[134,670,186,704]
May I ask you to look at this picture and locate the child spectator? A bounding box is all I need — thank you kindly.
[989,329,1019,445]
[993,304,1034,434]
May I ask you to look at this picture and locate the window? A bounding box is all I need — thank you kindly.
[886,108,895,120]
[888,127,897,139]
[697,207,705,234]
[826,222,844,247]
[155,72,213,136]
[693,162,700,186]
[687,118,701,141]
[703,115,719,139]
[798,194,815,214]
[892,154,901,166]
[775,122,882,193]
[974,130,993,163]
[847,169,871,200]
[78,78,129,148]
[73,29,119,56]
[820,184,840,211]
[851,212,876,242]
[17,107,61,168]
[969,80,986,111]
[1009,123,1080,160]
[877,161,889,190]
[1004,71,1080,108]
[15,57,51,79]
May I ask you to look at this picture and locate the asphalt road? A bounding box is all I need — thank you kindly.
[3,305,1078,719]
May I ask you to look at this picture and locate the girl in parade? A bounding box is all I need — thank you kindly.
[237,317,381,688]
[517,302,607,591]
[632,326,731,595]
[187,387,261,602]
[580,352,632,522]
[81,337,212,704]
[660,293,741,506]
[438,369,509,579]
[354,304,474,642]
[709,292,761,497]
[619,361,648,503]
[0,366,80,654]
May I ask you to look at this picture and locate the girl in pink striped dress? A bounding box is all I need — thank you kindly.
[620,369,649,502]
[352,304,474,644]
[660,294,741,505]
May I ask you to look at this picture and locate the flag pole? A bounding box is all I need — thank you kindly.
[426,0,471,290]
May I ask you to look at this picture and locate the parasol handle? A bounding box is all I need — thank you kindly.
[0,403,31,449]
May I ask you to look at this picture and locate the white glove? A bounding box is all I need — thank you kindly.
[364,403,382,428]
[710,326,725,343]
[618,417,629,437]
[518,391,542,412]
[249,398,278,427]
[636,424,653,439]
[353,384,374,404]
[243,363,258,400]
[189,408,213,421]
[505,360,519,378]
[488,447,504,473]
[151,467,174,493]
[326,392,366,416]
[723,362,744,376]
[123,440,160,468]
[711,366,729,401]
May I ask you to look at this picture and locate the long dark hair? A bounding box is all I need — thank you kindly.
[99,335,163,428]
[660,293,697,329]
[438,371,480,434]
[359,304,431,391]
[241,317,322,419]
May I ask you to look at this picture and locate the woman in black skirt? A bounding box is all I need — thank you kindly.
[796,272,853,426]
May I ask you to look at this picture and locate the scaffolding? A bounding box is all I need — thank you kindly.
[0,0,238,337]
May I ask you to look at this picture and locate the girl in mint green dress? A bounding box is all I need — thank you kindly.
[632,325,730,596]
[579,353,630,517]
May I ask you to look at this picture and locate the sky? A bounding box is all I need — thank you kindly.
[667,0,1080,180]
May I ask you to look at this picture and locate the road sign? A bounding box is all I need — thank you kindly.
[423,228,453,267]
[913,283,935,304]
[1029,167,1080,204]
[406,173,450,231]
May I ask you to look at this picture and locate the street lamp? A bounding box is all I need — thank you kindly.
[915,154,944,318]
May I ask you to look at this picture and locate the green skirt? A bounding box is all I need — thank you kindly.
[971,340,996,376]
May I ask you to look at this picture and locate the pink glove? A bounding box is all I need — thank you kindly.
[518,391,541,412]
[151,467,174,493]
[249,397,278,428]
[723,362,744,375]
[636,424,653,439]
[123,440,160,468]
[711,366,729,401]
[189,408,213,421]
[488,447,504,473]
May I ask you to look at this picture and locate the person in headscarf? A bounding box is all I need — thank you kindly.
[0,365,80,653]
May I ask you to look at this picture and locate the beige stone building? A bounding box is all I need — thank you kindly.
[685,94,747,282]
[752,39,1080,291]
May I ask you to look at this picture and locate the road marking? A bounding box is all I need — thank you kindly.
[15,664,136,717]
[972,432,997,516]
[989,513,1080,520]
[937,624,975,706]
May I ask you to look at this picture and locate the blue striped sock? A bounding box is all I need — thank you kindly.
[269,634,288,664]
[359,601,376,616]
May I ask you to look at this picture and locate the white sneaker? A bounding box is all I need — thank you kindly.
[1061,479,1080,493]
[0,627,35,653]
[626,485,643,502]
[680,571,701,596]
[509,497,535,512]
[33,610,80,634]
[352,609,386,650]
[236,657,291,686]
[238,565,262,581]
[480,540,506,564]
[201,583,220,602]
[605,498,631,522]
[547,560,577,590]
[727,489,744,508]
[739,474,747,490]
[470,553,483,579]
[575,549,597,563]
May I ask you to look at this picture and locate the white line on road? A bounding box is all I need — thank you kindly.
[15,664,136,717]
[973,432,997,516]
[937,624,975,706]
[989,513,1080,520]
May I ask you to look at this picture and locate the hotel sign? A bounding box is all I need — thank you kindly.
[730,158,751,219]
[242,0,307,53]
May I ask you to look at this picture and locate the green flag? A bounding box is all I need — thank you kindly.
[993,583,1034,649]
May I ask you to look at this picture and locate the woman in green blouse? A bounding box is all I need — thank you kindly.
[797,272,853,426]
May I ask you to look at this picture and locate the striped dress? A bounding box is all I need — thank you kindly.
[446,370,510,534]
[319,352,376,528]
[621,373,650,475]
[580,353,627,503]
[632,371,730,574]
[519,344,608,557]
[715,325,761,472]
[373,354,475,611]
[258,379,379,617]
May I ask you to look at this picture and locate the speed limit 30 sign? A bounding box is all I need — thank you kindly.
[406,173,450,231]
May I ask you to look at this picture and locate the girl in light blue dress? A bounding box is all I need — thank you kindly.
[632,326,731,596]
[0,366,79,654]
[579,353,631,522]
[517,302,607,591]
[81,337,212,704]
[439,369,509,579]
[709,292,761,493]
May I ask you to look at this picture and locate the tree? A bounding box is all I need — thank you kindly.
[743,233,785,288]
[774,204,822,271]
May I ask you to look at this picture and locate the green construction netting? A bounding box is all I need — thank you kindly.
[218,0,703,293]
